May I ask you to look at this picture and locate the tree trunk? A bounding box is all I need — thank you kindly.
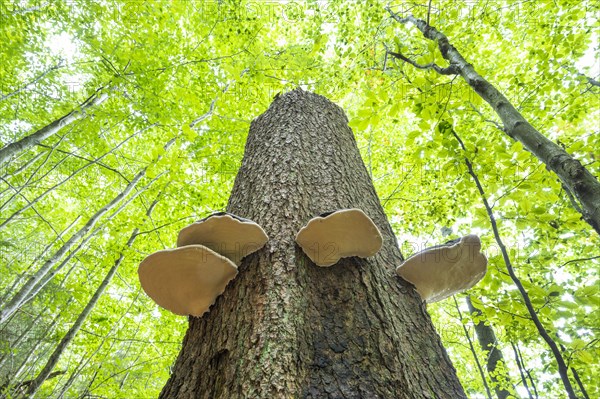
[159,89,465,398]
[0,309,63,399]
[466,296,513,399]
[570,368,589,399]
[0,182,137,323]
[0,124,149,229]
[452,297,493,399]
[0,62,63,102]
[0,87,108,166]
[386,9,600,234]
[0,311,44,371]
[24,195,160,397]
[0,151,44,181]
[0,138,173,323]
[511,342,536,399]
[449,127,578,399]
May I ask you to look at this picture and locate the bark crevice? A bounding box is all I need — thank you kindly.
[159,89,465,398]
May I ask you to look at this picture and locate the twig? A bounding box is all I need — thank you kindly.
[387,51,459,75]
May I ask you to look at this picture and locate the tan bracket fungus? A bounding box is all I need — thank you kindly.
[138,213,267,317]
[295,208,383,267]
[396,234,487,303]
[138,245,238,316]
[177,212,268,266]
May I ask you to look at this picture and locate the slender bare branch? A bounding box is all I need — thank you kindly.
[387,50,459,75]
[0,61,64,102]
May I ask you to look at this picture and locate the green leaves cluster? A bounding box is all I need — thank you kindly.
[0,0,598,398]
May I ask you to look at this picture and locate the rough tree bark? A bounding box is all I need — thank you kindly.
[159,89,466,398]
[386,8,600,235]
[466,296,513,399]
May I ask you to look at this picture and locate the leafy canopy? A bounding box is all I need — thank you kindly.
[0,1,598,398]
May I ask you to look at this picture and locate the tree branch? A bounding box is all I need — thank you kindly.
[450,126,580,399]
[586,76,600,87]
[0,86,110,165]
[386,6,600,234]
[0,61,64,102]
[387,51,459,75]
[453,296,494,399]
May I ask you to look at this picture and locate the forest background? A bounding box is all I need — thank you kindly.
[0,1,598,398]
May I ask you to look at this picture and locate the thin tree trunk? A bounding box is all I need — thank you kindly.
[23,195,161,397]
[54,355,88,399]
[0,62,63,102]
[0,87,109,165]
[452,297,493,399]
[466,296,513,399]
[34,141,130,181]
[450,127,578,398]
[0,138,174,323]
[0,124,151,229]
[2,215,81,298]
[159,89,465,398]
[0,275,27,306]
[10,371,66,396]
[559,343,591,399]
[26,171,163,305]
[0,151,45,181]
[1,310,62,398]
[56,292,142,398]
[0,133,72,210]
[9,169,164,318]
[0,179,139,323]
[571,368,589,399]
[386,8,600,234]
[511,342,536,399]
[1,117,123,210]
[0,311,45,371]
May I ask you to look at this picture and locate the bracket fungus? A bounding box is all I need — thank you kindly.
[177,212,268,265]
[396,234,487,303]
[138,245,238,316]
[295,208,383,267]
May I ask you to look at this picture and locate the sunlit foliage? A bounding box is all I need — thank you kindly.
[0,1,598,398]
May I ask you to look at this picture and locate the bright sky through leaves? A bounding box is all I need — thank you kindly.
[0,1,598,398]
